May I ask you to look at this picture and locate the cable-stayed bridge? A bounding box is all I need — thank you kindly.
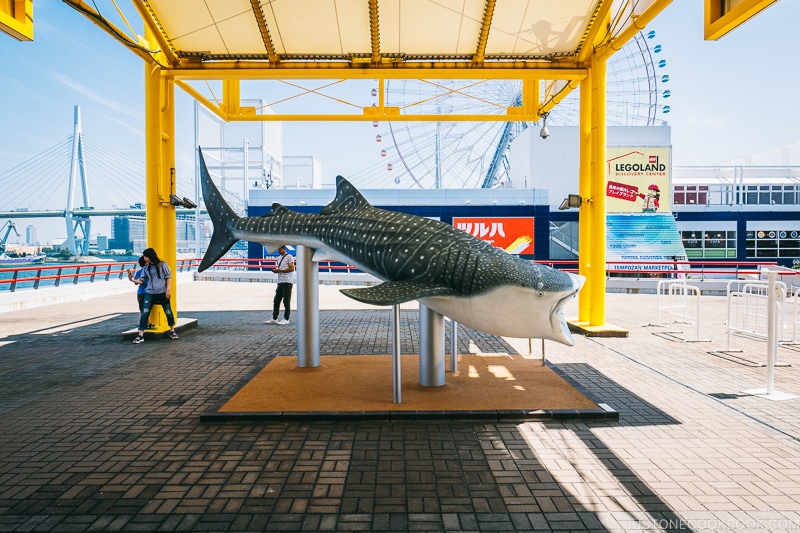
[0,107,196,255]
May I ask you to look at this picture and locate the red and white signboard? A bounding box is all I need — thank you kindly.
[607,181,639,202]
[453,217,535,255]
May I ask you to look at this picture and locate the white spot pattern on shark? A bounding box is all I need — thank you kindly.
[197,150,584,345]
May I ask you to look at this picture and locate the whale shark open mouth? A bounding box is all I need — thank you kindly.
[550,274,585,345]
[553,292,577,344]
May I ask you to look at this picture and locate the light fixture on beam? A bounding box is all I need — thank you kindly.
[169,194,198,209]
[558,194,583,210]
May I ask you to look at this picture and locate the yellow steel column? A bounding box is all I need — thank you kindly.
[223,79,241,116]
[162,76,177,319]
[144,28,178,328]
[570,40,627,337]
[588,51,607,326]
[577,68,592,324]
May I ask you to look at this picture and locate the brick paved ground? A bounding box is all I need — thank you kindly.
[1,281,800,531]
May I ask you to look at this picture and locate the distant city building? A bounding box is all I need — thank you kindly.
[111,214,207,255]
[110,216,132,252]
[25,225,37,246]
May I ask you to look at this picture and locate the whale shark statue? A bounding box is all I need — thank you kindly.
[197,150,585,345]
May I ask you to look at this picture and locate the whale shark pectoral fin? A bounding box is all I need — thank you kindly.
[340,280,454,306]
[311,249,335,262]
[262,242,285,255]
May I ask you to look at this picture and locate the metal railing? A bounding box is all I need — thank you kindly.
[1,258,796,293]
[202,257,365,275]
[0,259,197,293]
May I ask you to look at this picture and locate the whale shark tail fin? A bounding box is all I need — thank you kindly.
[320,175,372,215]
[198,149,240,272]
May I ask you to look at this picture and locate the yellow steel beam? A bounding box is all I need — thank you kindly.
[576,0,614,63]
[62,0,157,64]
[548,0,669,115]
[0,0,33,41]
[166,64,586,80]
[186,111,551,122]
[597,0,673,62]
[133,0,178,65]
[250,0,279,63]
[369,0,380,64]
[174,80,228,121]
[172,65,587,121]
[704,0,778,40]
[540,80,579,115]
[473,0,496,64]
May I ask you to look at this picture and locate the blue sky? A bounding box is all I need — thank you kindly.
[1,0,798,243]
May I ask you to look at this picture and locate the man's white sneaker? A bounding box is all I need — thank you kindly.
[264,318,278,324]
[276,318,289,325]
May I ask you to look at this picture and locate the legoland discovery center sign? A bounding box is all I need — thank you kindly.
[606,147,671,214]
[605,147,686,271]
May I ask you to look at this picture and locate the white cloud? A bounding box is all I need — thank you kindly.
[50,69,142,123]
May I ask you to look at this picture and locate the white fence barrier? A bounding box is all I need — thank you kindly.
[726,279,793,351]
[656,280,705,341]
[741,271,799,400]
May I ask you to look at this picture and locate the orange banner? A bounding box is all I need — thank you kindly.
[453,217,535,255]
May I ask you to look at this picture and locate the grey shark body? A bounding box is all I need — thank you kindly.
[198,151,585,345]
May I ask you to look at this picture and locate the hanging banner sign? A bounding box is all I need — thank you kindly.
[606,147,672,213]
[453,217,535,255]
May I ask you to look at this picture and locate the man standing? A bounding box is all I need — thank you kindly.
[265,246,295,325]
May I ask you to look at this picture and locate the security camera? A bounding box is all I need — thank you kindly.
[539,111,550,139]
[539,126,549,139]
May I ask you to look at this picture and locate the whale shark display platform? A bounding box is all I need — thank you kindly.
[197,150,585,345]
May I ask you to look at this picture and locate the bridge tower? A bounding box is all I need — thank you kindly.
[64,105,91,255]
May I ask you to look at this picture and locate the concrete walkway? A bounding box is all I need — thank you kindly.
[1,280,800,531]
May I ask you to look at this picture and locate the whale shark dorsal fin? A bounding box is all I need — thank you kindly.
[341,280,454,306]
[320,176,372,215]
[198,148,241,272]
[270,202,290,215]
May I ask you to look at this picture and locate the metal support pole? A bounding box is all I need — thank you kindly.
[419,304,445,387]
[144,42,178,327]
[577,57,592,324]
[766,271,777,395]
[296,245,319,368]
[449,319,458,373]
[392,304,402,403]
[589,49,608,326]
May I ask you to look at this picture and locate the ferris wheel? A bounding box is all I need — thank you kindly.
[349,30,670,190]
